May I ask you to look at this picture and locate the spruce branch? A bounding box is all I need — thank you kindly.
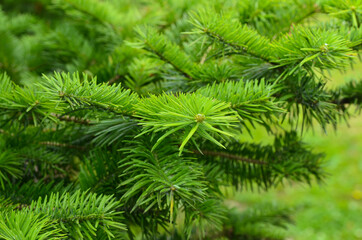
[0,180,73,205]
[193,150,267,165]
[38,72,138,116]
[196,79,283,129]
[57,0,124,29]
[129,26,196,80]
[30,190,126,239]
[134,92,239,154]
[79,149,121,194]
[86,117,138,147]
[51,113,91,125]
[280,74,339,131]
[119,138,207,224]
[196,132,325,190]
[322,0,362,27]
[0,84,62,126]
[0,211,65,240]
[189,10,275,63]
[183,199,226,239]
[331,79,362,111]
[38,141,86,150]
[0,151,22,190]
[273,26,355,75]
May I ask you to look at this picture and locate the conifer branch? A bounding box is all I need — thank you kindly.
[189,10,275,63]
[51,113,91,125]
[203,30,274,63]
[193,150,267,165]
[144,41,193,79]
[130,26,196,80]
[38,72,138,116]
[38,141,86,150]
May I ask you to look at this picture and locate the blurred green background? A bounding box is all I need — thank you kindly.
[231,61,362,240]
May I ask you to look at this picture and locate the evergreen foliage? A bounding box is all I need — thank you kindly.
[0,0,361,239]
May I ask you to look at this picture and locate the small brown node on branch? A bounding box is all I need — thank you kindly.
[195,113,206,122]
[320,43,329,54]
